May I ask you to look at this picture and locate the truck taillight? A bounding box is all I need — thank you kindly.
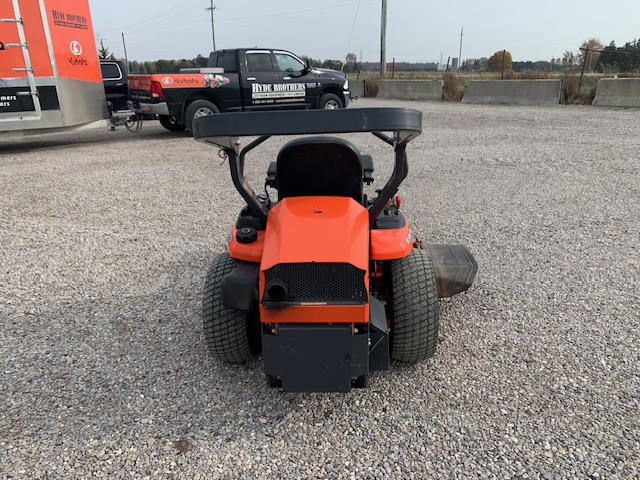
[150,81,164,99]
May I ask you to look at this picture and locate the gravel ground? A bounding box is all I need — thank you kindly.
[1,99,638,479]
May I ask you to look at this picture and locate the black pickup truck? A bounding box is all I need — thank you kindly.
[100,59,129,113]
[127,48,351,133]
[100,59,141,128]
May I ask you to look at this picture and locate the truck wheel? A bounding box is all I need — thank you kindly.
[185,100,219,133]
[203,252,259,363]
[158,115,186,132]
[318,93,343,109]
[390,248,440,363]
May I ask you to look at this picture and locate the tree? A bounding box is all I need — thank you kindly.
[487,50,512,73]
[321,59,341,70]
[598,38,640,72]
[97,39,115,60]
[194,54,208,67]
[580,38,604,71]
[561,50,580,66]
[344,52,358,73]
[155,59,174,73]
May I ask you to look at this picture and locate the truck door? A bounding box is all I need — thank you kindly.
[273,50,319,108]
[241,50,309,110]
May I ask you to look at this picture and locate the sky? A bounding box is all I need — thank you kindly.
[88,0,640,64]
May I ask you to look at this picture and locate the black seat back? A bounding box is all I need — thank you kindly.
[276,137,364,202]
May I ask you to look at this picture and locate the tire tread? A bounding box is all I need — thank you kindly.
[203,253,255,363]
[390,248,440,363]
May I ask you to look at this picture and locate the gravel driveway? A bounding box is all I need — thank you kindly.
[1,99,638,478]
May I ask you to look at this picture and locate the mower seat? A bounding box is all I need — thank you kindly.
[276,137,364,202]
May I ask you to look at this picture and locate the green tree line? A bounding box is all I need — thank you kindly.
[598,38,640,72]
[98,38,640,75]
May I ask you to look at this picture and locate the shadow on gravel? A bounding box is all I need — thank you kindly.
[0,124,191,155]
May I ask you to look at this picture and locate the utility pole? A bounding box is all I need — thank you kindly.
[206,0,216,51]
[458,26,463,71]
[380,0,387,76]
[122,32,129,68]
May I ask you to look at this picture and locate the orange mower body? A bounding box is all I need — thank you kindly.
[194,108,477,392]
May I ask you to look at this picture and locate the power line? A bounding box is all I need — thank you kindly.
[95,0,205,34]
[344,0,362,59]
[214,0,373,22]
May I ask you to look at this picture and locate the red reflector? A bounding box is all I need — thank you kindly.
[395,195,402,210]
[150,81,164,99]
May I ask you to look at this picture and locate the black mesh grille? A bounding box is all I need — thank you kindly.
[264,263,367,303]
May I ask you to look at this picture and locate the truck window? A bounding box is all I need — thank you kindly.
[100,63,122,80]
[246,52,275,72]
[217,53,236,73]
[274,52,305,73]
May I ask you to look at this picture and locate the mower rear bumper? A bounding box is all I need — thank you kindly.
[263,324,369,392]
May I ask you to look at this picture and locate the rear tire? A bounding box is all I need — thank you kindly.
[390,248,440,363]
[185,100,219,133]
[203,252,259,363]
[318,93,343,109]
[159,115,186,132]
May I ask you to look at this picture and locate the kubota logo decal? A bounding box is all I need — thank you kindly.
[0,41,5,51]
[204,74,230,88]
[70,40,82,56]
[162,77,173,85]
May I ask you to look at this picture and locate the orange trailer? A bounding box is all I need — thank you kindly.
[0,0,107,135]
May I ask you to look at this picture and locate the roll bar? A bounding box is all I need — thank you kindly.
[193,108,422,228]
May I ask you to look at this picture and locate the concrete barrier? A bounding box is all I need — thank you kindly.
[377,80,443,101]
[462,80,562,106]
[349,80,365,99]
[592,78,640,107]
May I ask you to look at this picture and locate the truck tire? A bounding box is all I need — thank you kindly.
[203,252,259,363]
[159,115,186,132]
[390,248,440,363]
[318,93,343,109]
[185,100,219,133]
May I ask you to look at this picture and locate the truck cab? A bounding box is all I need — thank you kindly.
[128,48,351,133]
[208,49,348,111]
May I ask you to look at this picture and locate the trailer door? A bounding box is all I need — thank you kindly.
[0,0,52,118]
